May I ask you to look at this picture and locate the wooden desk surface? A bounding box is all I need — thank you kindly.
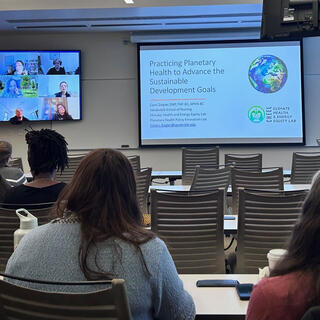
[180,274,259,318]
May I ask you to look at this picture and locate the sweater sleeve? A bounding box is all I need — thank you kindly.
[246,281,270,320]
[152,244,195,320]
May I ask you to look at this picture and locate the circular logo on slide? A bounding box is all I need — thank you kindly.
[248,55,288,93]
[248,106,265,123]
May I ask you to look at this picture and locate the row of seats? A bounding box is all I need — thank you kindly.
[9,149,320,186]
[182,147,320,184]
[150,187,308,274]
[0,185,307,275]
[190,166,284,214]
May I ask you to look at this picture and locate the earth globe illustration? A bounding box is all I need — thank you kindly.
[248,55,288,93]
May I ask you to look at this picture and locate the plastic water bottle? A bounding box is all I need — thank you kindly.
[14,209,38,250]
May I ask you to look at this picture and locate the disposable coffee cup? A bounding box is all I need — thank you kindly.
[267,249,287,271]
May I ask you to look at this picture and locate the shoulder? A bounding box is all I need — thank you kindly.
[247,272,313,320]
[3,184,28,203]
[140,236,168,256]
[50,182,67,192]
[7,222,79,264]
[0,167,26,184]
[254,272,312,296]
[140,237,177,274]
[16,221,79,247]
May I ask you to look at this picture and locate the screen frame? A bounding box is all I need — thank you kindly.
[0,49,82,123]
[138,39,305,148]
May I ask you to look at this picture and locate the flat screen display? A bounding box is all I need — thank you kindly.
[139,40,304,146]
[0,50,81,122]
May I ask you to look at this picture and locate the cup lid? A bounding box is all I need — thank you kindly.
[268,249,287,257]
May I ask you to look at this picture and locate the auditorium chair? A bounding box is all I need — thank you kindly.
[8,157,23,171]
[134,167,152,225]
[235,188,307,273]
[290,151,320,184]
[0,203,54,271]
[0,278,132,320]
[151,188,225,273]
[231,167,284,214]
[224,153,262,172]
[127,155,141,172]
[57,154,86,184]
[182,147,219,185]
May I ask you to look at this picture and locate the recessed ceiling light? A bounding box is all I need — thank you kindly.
[124,0,134,4]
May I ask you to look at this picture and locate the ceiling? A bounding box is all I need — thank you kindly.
[0,0,262,32]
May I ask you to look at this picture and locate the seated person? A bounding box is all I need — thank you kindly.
[0,141,26,187]
[54,81,71,97]
[47,58,66,75]
[9,109,29,124]
[5,149,196,320]
[1,78,23,98]
[52,103,73,120]
[13,60,28,75]
[0,174,10,202]
[3,129,68,207]
[246,170,320,320]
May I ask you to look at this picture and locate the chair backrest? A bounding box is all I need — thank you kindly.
[0,175,11,202]
[0,204,53,270]
[236,188,307,273]
[190,166,231,191]
[291,152,320,184]
[151,189,225,274]
[127,155,141,172]
[57,154,86,184]
[224,153,262,172]
[0,209,19,271]
[301,306,320,320]
[231,167,284,214]
[182,147,219,185]
[0,278,132,320]
[135,167,152,214]
[8,157,23,171]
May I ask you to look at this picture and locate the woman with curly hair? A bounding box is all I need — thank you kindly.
[4,128,68,206]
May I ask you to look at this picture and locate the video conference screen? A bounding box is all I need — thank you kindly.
[139,40,304,146]
[0,50,81,123]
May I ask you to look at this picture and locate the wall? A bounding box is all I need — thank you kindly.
[0,31,319,172]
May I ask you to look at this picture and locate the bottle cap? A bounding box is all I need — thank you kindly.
[16,208,38,229]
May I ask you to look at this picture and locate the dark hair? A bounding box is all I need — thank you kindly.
[15,60,24,67]
[53,58,62,65]
[5,78,19,92]
[59,81,67,87]
[56,103,70,116]
[54,149,154,280]
[271,170,320,305]
[26,128,68,176]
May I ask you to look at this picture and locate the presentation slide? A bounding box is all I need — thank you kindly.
[139,41,304,146]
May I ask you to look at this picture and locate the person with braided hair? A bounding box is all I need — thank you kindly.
[3,129,68,207]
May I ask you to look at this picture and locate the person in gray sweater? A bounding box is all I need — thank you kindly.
[5,149,196,320]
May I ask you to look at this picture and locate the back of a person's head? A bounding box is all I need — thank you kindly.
[57,149,142,234]
[272,170,320,303]
[0,141,12,167]
[26,129,68,176]
[55,149,153,280]
[294,170,320,263]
